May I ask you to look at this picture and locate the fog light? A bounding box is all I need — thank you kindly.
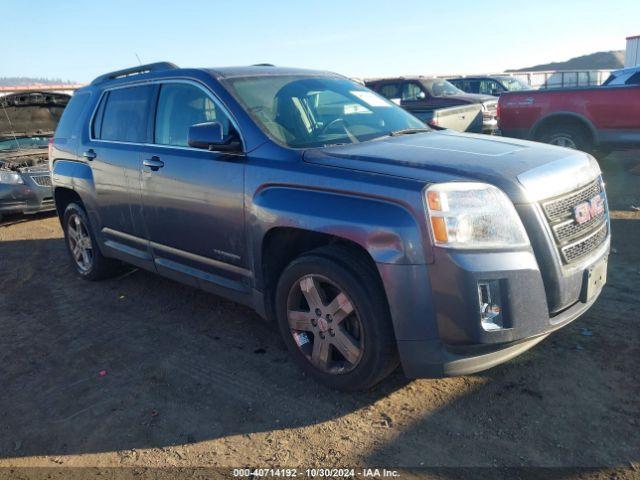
[478,280,504,331]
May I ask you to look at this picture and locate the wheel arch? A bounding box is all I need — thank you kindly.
[259,226,386,322]
[530,111,598,144]
[251,185,427,271]
[53,187,83,222]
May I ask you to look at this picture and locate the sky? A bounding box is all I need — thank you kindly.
[2,0,639,83]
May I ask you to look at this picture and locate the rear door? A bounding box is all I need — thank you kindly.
[139,81,248,293]
[84,84,156,265]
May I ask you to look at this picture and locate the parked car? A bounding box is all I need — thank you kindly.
[601,66,640,86]
[0,91,70,222]
[365,77,498,133]
[51,63,609,391]
[498,79,640,153]
[418,103,483,133]
[448,75,532,96]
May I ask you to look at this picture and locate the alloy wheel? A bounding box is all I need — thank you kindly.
[286,274,364,374]
[550,135,577,149]
[67,214,93,272]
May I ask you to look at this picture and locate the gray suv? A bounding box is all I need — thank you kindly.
[50,63,610,391]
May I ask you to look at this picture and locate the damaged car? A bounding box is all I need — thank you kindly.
[0,91,70,222]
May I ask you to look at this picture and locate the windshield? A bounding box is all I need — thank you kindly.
[498,77,531,91]
[0,136,50,152]
[224,75,426,148]
[422,79,465,97]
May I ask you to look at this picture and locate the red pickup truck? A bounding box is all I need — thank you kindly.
[497,81,640,154]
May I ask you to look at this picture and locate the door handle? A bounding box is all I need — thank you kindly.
[143,156,164,171]
[83,149,97,161]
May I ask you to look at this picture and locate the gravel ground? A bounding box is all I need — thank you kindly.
[0,152,638,478]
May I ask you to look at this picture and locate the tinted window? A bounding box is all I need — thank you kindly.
[378,83,402,100]
[467,81,480,93]
[422,79,464,97]
[626,72,640,85]
[98,85,154,143]
[92,93,107,138]
[479,80,501,95]
[154,83,231,147]
[55,92,90,139]
[402,82,425,101]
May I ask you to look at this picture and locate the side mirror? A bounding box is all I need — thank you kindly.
[188,122,241,152]
[490,88,501,96]
[416,91,426,100]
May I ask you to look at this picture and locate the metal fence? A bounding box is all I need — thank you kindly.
[435,70,613,89]
[506,70,612,89]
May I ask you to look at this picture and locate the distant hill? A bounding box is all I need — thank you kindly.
[508,50,625,72]
[0,77,76,87]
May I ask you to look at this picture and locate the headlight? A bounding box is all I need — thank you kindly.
[0,171,24,185]
[425,182,529,249]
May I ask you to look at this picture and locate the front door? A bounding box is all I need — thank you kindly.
[139,81,248,293]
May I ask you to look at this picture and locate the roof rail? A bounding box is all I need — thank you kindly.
[90,62,179,85]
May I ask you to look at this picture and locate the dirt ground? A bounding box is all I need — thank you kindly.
[0,151,638,478]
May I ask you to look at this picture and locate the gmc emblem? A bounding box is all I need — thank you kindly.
[574,193,605,224]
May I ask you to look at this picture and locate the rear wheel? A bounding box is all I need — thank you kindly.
[62,203,120,280]
[539,124,592,152]
[275,247,398,391]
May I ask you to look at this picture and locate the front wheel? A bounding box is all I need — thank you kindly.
[275,247,398,391]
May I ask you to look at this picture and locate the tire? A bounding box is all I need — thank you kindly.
[62,202,120,280]
[592,147,612,160]
[275,245,398,391]
[539,124,592,152]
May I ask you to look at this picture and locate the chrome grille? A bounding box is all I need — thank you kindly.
[561,223,608,263]
[542,181,602,222]
[541,178,609,265]
[31,174,52,187]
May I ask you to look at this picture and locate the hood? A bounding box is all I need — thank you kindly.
[0,91,70,137]
[303,130,595,204]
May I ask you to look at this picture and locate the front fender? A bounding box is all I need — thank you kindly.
[251,186,428,266]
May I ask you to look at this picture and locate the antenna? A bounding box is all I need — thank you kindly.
[135,53,142,66]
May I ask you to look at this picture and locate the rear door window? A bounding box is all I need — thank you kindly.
[467,80,480,93]
[96,85,154,143]
[377,83,402,101]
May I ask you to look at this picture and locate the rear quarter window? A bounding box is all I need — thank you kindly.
[55,92,91,139]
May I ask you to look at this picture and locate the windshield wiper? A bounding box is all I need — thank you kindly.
[389,128,432,137]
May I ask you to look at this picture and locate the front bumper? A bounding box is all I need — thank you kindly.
[482,117,498,134]
[398,288,602,378]
[378,244,608,379]
[0,174,54,217]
